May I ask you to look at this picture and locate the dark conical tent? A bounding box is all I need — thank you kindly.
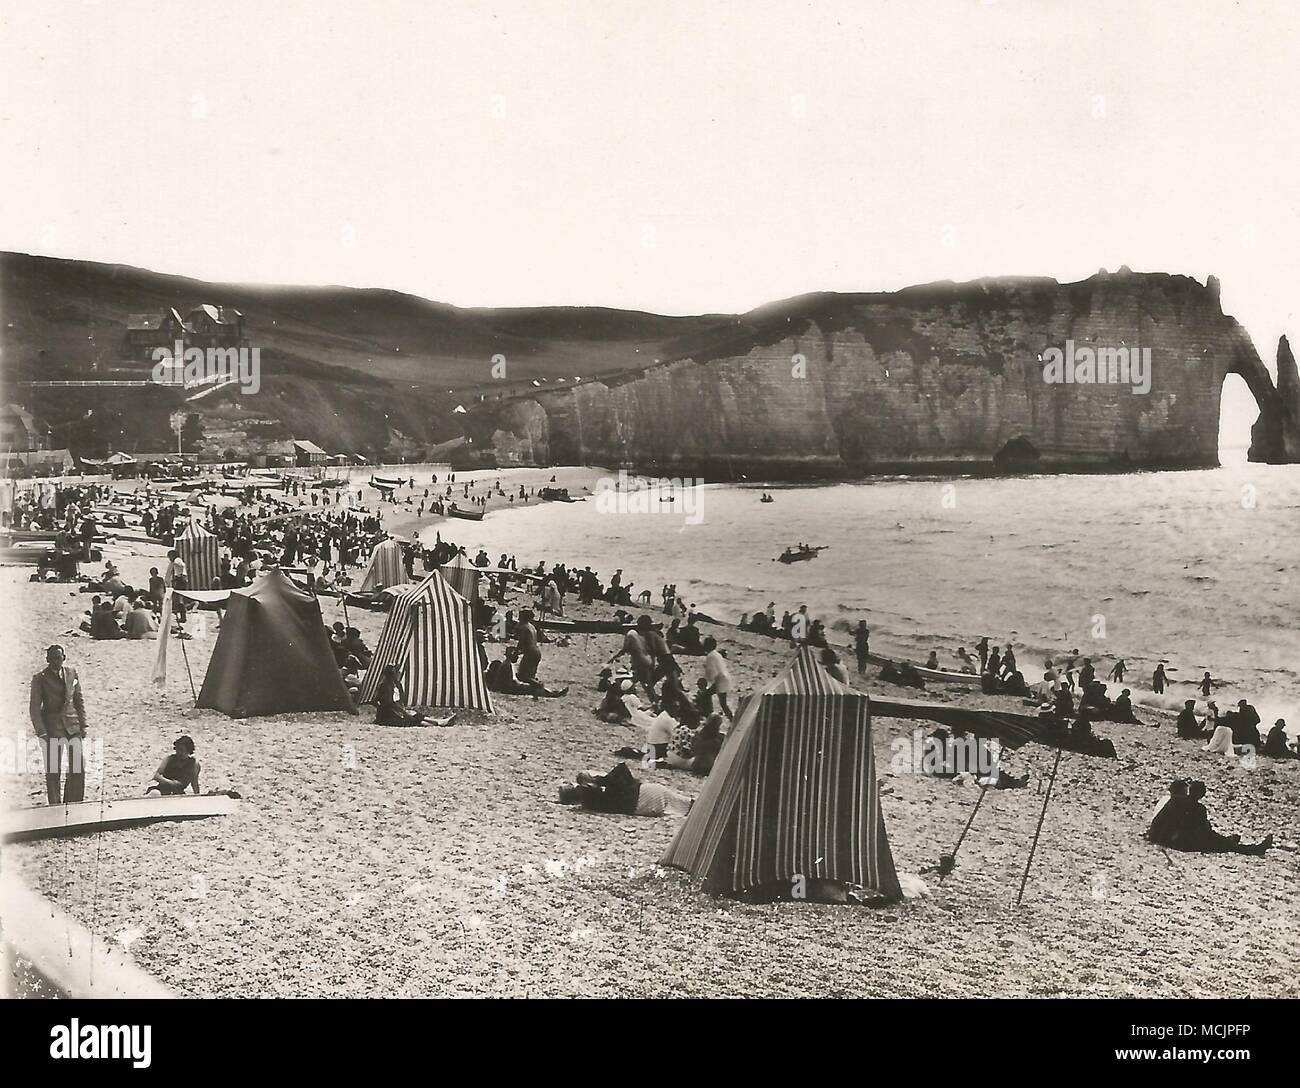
[662,646,901,902]
[196,569,357,718]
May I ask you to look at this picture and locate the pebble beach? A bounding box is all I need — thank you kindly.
[2,468,1298,998]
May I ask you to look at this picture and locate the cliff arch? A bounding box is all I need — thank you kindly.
[1238,336,1300,464]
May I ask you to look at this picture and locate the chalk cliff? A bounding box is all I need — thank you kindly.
[465,271,1295,476]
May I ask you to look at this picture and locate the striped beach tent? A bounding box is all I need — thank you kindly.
[662,646,901,902]
[356,571,493,712]
[438,552,479,604]
[357,538,406,592]
[177,520,221,591]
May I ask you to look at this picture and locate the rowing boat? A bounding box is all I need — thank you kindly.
[446,507,485,521]
[2,794,240,843]
[865,652,982,686]
[538,618,635,634]
[775,545,828,563]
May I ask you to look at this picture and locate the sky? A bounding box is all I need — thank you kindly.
[2,0,1297,434]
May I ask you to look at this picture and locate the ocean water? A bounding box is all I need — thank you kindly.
[422,463,1300,727]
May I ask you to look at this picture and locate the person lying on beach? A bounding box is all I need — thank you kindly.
[1263,719,1298,759]
[558,763,693,817]
[1148,780,1272,856]
[145,735,201,796]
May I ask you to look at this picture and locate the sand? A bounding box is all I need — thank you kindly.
[2,475,1298,997]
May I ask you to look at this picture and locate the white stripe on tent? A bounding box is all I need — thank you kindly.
[178,521,221,592]
[357,572,492,712]
[358,539,405,593]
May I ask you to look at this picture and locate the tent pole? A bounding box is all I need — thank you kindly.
[941,783,989,881]
[1016,744,1064,907]
[342,596,351,632]
[178,627,198,705]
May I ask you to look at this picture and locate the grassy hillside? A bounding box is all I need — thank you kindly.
[0,252,732,458]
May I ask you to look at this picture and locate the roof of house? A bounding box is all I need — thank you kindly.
[189,304,242,325]
[5,449,74,468]
[292,439,328,456]
[127,307,186,332]
[1,402,50,434]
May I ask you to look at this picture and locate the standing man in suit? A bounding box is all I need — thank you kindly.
[29,644,88,805]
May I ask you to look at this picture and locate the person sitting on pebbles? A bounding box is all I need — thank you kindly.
[146,735,201,796]
[1147,779,1273,856]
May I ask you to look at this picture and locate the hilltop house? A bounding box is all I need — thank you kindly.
[125,304,246,359]
[0,403,53,451]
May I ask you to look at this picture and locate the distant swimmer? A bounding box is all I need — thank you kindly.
[1109,659,1127,683]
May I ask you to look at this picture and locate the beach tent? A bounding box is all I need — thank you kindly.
[196,570,357,718]
[438,552,480,604]
[177,520,221,591]
[357,571,493,712]
[356,538,406,593]
[663,646,901,902]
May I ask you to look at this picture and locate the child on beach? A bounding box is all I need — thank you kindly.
[146,736,201,796]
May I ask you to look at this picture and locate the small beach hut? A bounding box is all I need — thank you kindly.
[663,646,902,903]
[177,519,221,591]
[356,538,406,592]
[438,552,480,604]
[196,571,357,718]
[357,571,492,712]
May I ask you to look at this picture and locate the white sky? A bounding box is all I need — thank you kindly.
[2,0,1297,384]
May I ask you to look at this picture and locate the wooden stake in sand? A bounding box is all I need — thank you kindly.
[941,783,990,882]
[177,624,198,705]
[1016,745,1064,907]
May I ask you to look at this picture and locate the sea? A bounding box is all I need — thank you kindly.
[417,458,1300,729]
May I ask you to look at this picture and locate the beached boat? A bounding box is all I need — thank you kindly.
[2,794,240,843]
[446,507,484,521]
[0,545,52,565]
[538,617,635,634]
[539,487,581,502]
[775,545,828,563]
[865,652,981,686]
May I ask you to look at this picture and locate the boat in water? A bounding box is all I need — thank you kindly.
[775,545,828,563]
